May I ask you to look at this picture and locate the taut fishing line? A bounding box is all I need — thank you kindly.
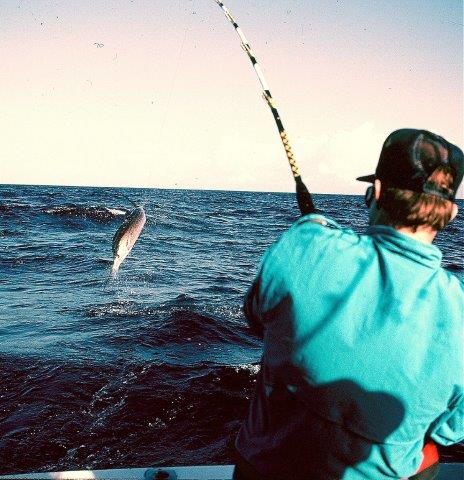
[213,0,316,214]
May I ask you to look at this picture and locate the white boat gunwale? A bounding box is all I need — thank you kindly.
[1,463,464,480]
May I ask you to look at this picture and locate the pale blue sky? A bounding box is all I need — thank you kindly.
[1,0,462,195]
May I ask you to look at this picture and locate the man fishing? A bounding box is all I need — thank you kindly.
[233,129,464,480]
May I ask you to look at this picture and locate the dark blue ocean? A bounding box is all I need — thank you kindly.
[0,185,462,474]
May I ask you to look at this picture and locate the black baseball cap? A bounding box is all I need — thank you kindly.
[357,129,464,200]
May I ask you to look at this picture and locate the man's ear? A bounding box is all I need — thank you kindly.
[374,179,382,201]
[450,203,459,222]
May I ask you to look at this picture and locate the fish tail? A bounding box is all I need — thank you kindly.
[111,265,119,278]
[111,257,121,278]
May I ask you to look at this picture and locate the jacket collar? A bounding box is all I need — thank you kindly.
[367,225,442,268]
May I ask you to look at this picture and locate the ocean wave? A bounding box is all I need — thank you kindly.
[444,263,463,272]
[0,252,67,267]
[84,301,255,348]
[107,208,126,215]
[96,257,114,265]
[0,189,19,198]
[194,284,243,295]
[0,203,32,217]
[210,304,246,320]
[43,205,128,223]
[0,229,22,237]
[0,356,257,474]
[136,308,254,348]
[86,300,143,318]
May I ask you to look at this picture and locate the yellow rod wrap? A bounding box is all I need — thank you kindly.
[280,131,300,177]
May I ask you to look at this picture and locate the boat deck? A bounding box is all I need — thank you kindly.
[1,464,463,480]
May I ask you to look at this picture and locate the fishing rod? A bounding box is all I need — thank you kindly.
[213,0,315,215]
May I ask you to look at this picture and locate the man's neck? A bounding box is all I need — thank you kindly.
[369,209,437,244]
[394,226,437,244]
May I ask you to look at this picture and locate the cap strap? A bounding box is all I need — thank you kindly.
[422,181,454,200]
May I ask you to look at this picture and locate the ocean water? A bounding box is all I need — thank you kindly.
[0,185,462,474]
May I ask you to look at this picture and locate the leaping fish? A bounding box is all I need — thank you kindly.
[111,205,146,277]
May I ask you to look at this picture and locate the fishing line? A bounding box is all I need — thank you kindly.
[213,1,315,214]
[159,26,189,138]
[114,193,159,231]
[116,191,140,208]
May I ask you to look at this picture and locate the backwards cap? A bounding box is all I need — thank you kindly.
[357,129,464,200]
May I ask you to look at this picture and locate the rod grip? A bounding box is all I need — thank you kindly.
[295,175,316,215]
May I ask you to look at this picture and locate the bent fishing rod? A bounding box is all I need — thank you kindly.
[213,0,315,215]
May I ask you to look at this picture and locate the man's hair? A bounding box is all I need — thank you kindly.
[378,166,455,231]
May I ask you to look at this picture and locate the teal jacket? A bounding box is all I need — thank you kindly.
[235,215,464,480]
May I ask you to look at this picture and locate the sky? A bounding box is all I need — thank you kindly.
[1,0,462,195]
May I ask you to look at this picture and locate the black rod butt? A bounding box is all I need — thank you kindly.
[295,175,316,215]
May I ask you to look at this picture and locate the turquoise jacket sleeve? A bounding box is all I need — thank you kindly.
[243,237,290,337]
[243,215,331,337]
[429,391,464,445]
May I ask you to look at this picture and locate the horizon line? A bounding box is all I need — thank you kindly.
[1,182,463,201]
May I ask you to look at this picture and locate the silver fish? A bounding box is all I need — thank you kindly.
[111,206,146,277]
